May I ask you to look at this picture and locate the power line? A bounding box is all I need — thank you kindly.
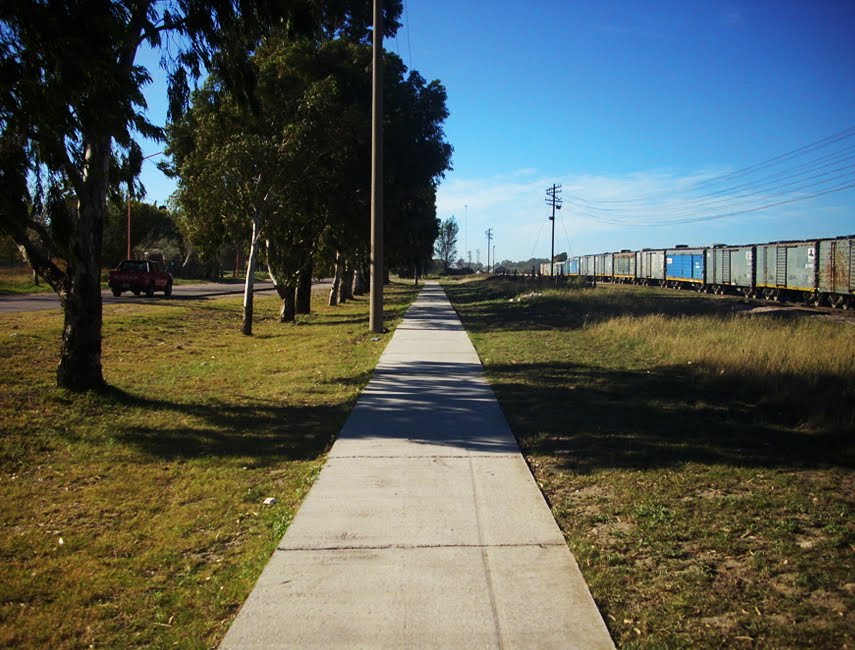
[565,161,855,219]
[565,125,855,226]
[568,144,855,212]
[581,125,855,205]
[575,180,855,227]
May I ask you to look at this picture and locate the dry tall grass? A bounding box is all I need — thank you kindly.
[590,312,855,429]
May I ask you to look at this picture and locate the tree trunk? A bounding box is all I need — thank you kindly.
[57,266,105,390]
[338,257,349,304]
[343,265,355,301]
[275,283,296,322]
[242,214,262,336]
[354,267,369,295]
[329,252,343,306]
[296,257,312,314]
[56,134,110,391]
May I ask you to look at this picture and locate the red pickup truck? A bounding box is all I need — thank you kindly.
[108,260,173,297]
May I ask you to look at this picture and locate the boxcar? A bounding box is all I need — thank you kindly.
[580,254,596,277]
[565,257,580,275]
[755,240,817,300]
[636,249,666,285]
[613,250,637,282]
[595,252,614,280]
[816,236,855,308]
[705,245,755,295]
[665,247,706,288]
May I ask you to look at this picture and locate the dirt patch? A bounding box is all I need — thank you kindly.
[739,304,855,324]
[809,590,850,615]
[770,572,803,597]
[591,520,633,541]
[699,612,740,634]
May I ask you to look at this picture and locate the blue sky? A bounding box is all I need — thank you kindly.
[136,0,855,264]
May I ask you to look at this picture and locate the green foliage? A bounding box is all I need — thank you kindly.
[435,216,459,271]
[169,34,452,296]
[102,200,185,269]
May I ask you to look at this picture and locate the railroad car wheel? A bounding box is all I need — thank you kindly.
[164,281,173,297]
[145,282,155,297]
[111,287,121,297]
[132,288,140,296]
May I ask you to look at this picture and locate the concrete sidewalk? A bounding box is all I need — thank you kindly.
[221,283,614,649]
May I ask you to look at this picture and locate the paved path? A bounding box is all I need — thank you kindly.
[221,283,614,649]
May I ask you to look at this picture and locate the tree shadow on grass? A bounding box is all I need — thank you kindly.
[488,360,854,473]
[87,387,355,465]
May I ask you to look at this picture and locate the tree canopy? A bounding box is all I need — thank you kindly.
[168,34,452,326]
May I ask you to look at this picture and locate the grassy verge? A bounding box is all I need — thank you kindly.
[0,283,419,648]
[445,277,854,649]
[0,266,53,295]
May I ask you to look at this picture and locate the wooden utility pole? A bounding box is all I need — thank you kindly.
[369,0,384,333]
[546,184,563,278]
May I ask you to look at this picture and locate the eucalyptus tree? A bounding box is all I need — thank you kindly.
[314,50,452,299]
[0,0,401,390]
[435,217,459,272]
[169,22,450,326]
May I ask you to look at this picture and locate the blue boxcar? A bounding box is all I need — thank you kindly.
[666,248,706,284]
[566,257,580,275]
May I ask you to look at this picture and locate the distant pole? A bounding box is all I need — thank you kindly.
[126,151,163,260]
[485,228,493,273]
[464,204,468,267]
[369,0,384,333]
[546,184,563,280]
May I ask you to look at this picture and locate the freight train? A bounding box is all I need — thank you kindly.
[540,235,855,309]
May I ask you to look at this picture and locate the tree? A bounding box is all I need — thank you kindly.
[169,35,451,322]
[435,217,459,272]
[168,37,370,327]
[0,0,402,390]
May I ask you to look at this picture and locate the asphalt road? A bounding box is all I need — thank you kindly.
[0,280,290,314]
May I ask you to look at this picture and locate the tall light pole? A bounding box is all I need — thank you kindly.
[369,0,384,333]
[127,150,163,259]
[464,204,468,268]
[546,184,563,278]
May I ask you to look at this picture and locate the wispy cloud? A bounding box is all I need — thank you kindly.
[436,166,854,261]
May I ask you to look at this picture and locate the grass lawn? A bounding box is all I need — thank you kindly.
[0,266,53,295]
[446,277,854,649]
[0,283,419,648]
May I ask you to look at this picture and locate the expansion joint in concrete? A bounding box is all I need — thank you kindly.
[276,542,567,553]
